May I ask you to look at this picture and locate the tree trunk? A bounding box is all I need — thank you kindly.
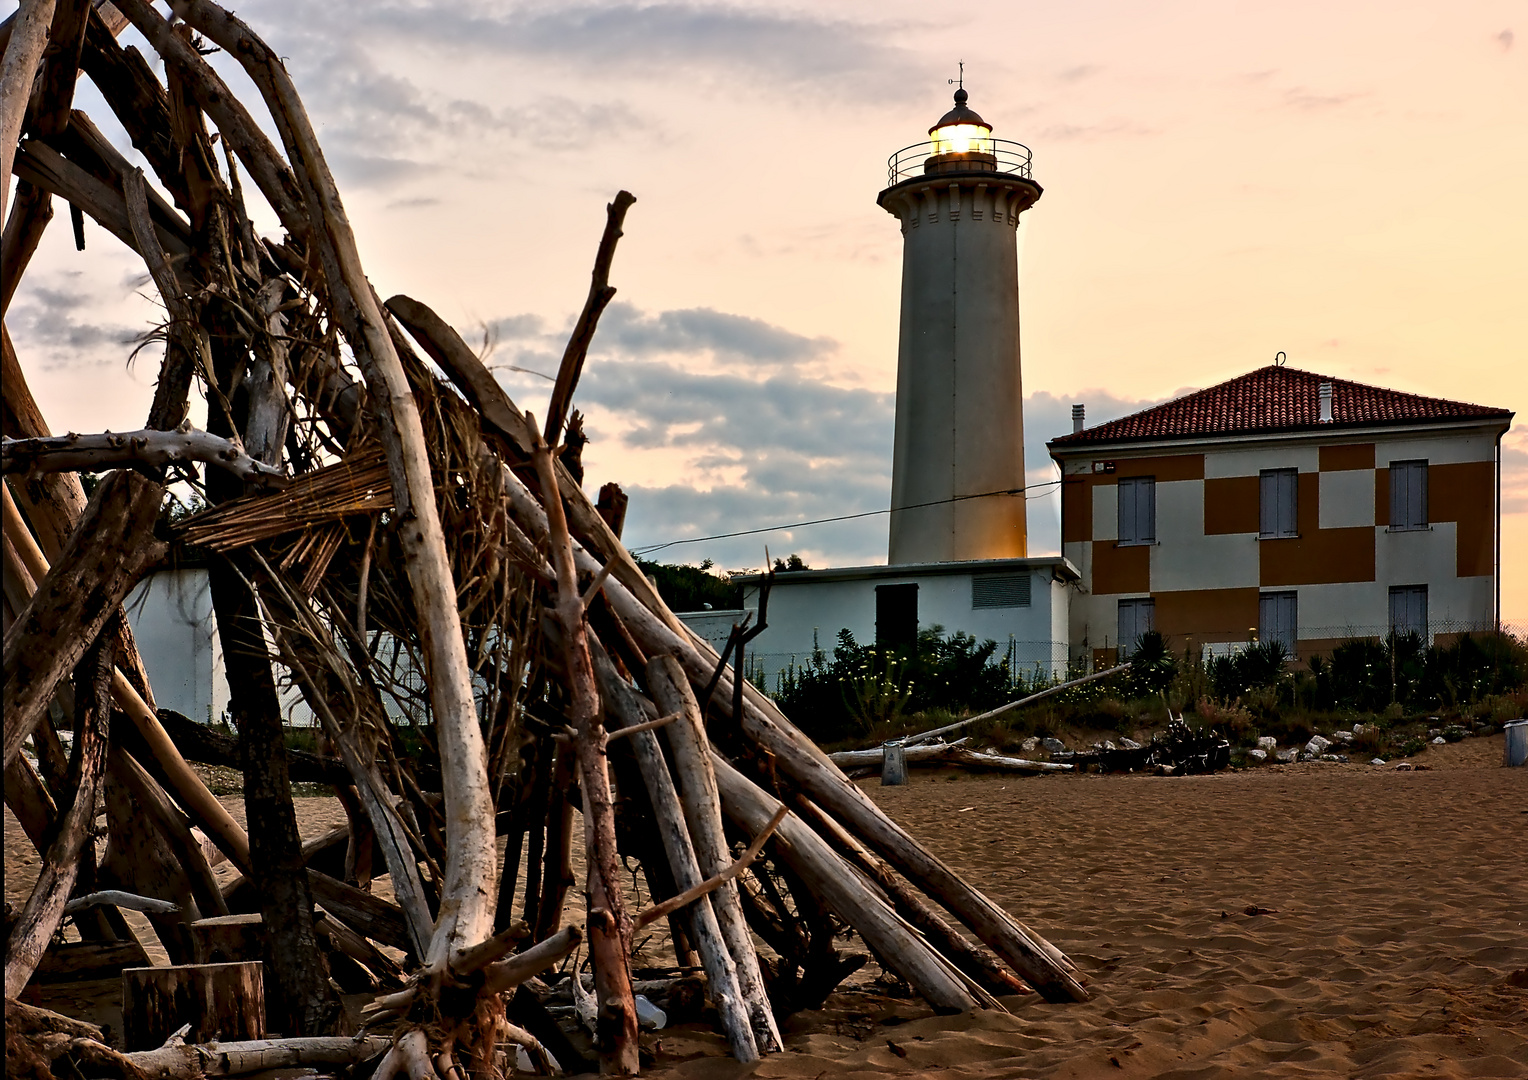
[121,961,265,1050]
[206,554,337,1036]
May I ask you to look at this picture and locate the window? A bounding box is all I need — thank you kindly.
[1117,477,1155,545]
[1389,585,1428,641]
[1259,469,1298,538]
[1389,460,1428,531]
[875,584,918,650]
[1258,591,1298,658]
[1117,598,1155,658]
[972,573,1031,609]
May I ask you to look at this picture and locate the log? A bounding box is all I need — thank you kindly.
[154,709,353,787]
[790,795,1029,997]
[708,755,979,1014]
[121,961,265,1050]
[592,644,759,1063]
[11,138,191,260]
[189,914,264,965]
[0,0,56,211]
[30,0,90,138]
[5,996,104,1041]
[4,621,114,999]
[64,891,180,916]
[1,425,285,483]
[2,468,165,771]
[827,739,967,767]
[68,1031,390,1080]
[827,742,1072,774]
[34,939,151,982]
[1,181,51,314]
[647,654,782,1053]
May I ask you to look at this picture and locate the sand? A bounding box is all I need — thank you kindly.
[8,735,1525,1078]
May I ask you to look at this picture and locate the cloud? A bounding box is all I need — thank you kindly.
[362,2,929,96]
[579,359,887,458]
[6,277,143,370]
[1280,87,1366,111]
[596,303,836,371]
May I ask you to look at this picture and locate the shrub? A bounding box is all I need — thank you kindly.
[1127,631,1177,697]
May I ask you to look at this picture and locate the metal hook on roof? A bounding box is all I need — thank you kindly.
[1274,351,1287,367]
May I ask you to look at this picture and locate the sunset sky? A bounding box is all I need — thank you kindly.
[9,0,1526,621]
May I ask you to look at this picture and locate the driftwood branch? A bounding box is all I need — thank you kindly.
[634,805,788,931]
[63,890,181,916]
[901,663,1132,746]
[543,190,636,444]
[2,425,286,483]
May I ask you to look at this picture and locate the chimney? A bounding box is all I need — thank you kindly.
[1072,403,1085,434]
[1318,383,1333,423]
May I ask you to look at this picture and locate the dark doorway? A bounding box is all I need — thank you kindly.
[875,583,918,651]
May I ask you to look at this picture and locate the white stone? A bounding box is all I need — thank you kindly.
[1248,748,1268,762]
[1305,735,1332,756]
[1432,736,1446,745]
[1330,730,1354,743]
[1256,736,1277,751]
[1120,737,1142,750]
[1021,736,1040,753]
[1276,749,1298,763]
[1369,758,1386,766]
[1042,737,1067,753]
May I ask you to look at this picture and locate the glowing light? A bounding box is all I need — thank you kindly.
[930,122,993,157]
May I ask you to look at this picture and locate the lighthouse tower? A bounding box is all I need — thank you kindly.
[878,89,1041,565]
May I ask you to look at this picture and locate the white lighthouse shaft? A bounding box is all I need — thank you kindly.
[879,171,1040,564]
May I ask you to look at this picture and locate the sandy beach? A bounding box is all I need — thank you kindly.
[9,735,1525,1078]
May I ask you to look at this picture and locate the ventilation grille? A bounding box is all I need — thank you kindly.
[972,573,1031,609]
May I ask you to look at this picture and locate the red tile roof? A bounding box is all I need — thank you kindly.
[1048,366,1512,449]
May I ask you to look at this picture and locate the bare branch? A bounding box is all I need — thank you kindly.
[3,425,286,485]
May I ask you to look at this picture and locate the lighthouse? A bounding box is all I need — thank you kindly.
[877,88,1042,564]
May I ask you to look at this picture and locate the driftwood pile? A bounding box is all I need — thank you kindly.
[1,1,1086,1075]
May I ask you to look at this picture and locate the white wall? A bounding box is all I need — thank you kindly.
[124,569,226,723]
[737,562,1071,684]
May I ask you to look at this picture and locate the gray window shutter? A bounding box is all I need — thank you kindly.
[1261,470,1297,537]
[1118,481,1135,543]
[1409,463,1427,529]
[1390,465,1406,528]
[1141,478,1155,543]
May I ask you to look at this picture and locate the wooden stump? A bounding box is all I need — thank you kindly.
[122,961,265,1050]
[190,913,266,965]
[881,742,908,786]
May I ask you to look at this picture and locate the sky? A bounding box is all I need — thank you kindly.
[8,0,1527,621]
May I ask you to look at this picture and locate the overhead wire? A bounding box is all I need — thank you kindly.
[630,478,1063,557]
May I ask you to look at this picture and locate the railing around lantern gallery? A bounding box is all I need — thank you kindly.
[885,138,1034,186]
